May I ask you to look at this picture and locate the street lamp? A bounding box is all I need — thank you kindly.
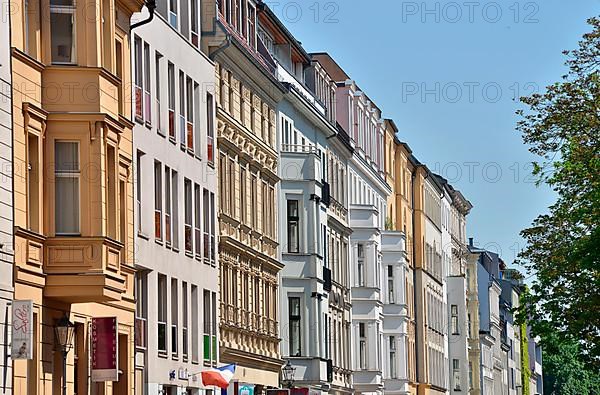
[281,360,296,389]
[54,315,75,395]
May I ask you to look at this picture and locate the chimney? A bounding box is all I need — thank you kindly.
[468,237,474,248]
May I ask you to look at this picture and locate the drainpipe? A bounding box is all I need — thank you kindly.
[411,168,419,384]
[130,0,157,30]
[209,34,233,61]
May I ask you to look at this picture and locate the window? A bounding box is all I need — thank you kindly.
[250,174,257,227]
[247,3,256,48]
[194,184,202,259]
[203,290,211,363]
[27,134,40,232]
[287,200,299,253]
[168,62,176,140]
[171,279,178,357]
[289,297,301,356]
[451,305,459,335]
[24,0,39,59]
[144,42,151,123]
[453,359,461,391]
[135,272,147,349]
[190,0,199,46]
[387,265,394,303]
[203,189,210,264]
[359,323,367,369]
[357,244,365,287]
[179,71,186,146]
[184,179,193,253]
[468,362,473,389]
[155,52,163,133]
[389,336,396,378]
[136,151,144,232]
[169,0,178,28]
[154,161,162,240]
[210,192,216,265]
[240,165,246,223]
[171,171,179,249]
[55,141,79,235]
[134,36,143,119]
[206,92,215,163]
[186,77,194,151]
[157,274,167,353]
[164,166,171,245]
[191,285,199,362]
[50,0,76,63]
[182,282,188,359]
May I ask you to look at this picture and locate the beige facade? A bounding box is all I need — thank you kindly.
[10,0,142,391]
[384,122,418,395]
[201,0,286,390]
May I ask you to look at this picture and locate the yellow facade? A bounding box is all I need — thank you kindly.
[10,0,143,391]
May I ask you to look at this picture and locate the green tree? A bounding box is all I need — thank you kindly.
[516,16,600,369]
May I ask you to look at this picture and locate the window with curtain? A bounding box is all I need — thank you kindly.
[55,141,79,234]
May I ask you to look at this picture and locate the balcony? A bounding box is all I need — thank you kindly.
[381,231,406,254]
[288,357,330,384]
[349,204,379,229]
[43,236,130,303]
[280,144,322,182]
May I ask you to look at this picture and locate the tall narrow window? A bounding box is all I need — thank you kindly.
[144,42,152,123]
[184,179,193,253]
[136,151,143,232]
[287,200,299,253]
[194,184,202,259]
[157,274,167,353]
[247,3,256,48]
[357,244,365,287]
[451,305,459,335]
[168,62,176,140]
[171,171,179,249]
[389,336,396,379]
[171,279,178,356]
[211,292,217,362]
[169,0,178,28]
[133,36,143,119]
[164,166,172,245]
[186,77,194,151]
[359,323,367,369]
[191,285,199,362]
[179,71,186,146]
[115,39,124,114]
[182,282,188,359]
[387,265,395,304]
[55,141,79,235]
[50,0,76,63]
[155,52,163,133]
[250,174,257,227]
[240,165,246,223]
[210,193,216,265]
[453,359,461,390]
[203,189,210,264]
[190,0,199,46]
[203,290,211,363]
[154,161,162,240]
[289,297,301,356]
[27,134,40,232]
[106,145,116,239]
[206,92,214,163]
[119,180,126,243]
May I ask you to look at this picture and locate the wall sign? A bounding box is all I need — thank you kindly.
[91,317,118,382]
[11,300,33,360]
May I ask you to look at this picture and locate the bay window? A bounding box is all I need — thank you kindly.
[55,141,80,235]
[289,297,301,356]
[287,200,299,253]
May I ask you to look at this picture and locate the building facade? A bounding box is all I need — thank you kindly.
[200,0,286,391]
[131,2,219,393]
[527,328,543,395]
[9,0,143,391]
[0,4,13,392]
[499,269,523,395]
[413,168,447,395]
[435,175,472,395]
[466,241,482,395]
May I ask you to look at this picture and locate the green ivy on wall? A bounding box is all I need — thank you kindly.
[521,322,531,395]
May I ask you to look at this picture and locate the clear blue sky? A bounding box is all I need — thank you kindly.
[268,0,599,275]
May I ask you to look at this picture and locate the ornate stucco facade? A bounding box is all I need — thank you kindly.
[9,0,143,392]
[201,0,285,390]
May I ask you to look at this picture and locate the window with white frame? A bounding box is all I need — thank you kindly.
[453,359,461,391]
[387,265,395,303]
[287,200,300,253]
[206,92,215,163]
[50,0,76,63]
[451,305,459,335]
[134,36,143,120]
[289,297,301,356]
[389,336,397,378]
[168,62,176,139]
[144,42,151,123]
[154,161,162,240]
[357,244,365,286]
[155,52,163,133]
[190,0,199,46]
[164,166,172,245]
[169,0,178,28]
[55,141,80,235]
[359,322,367,369]
[184,178,193,253]
[157,274,167,353]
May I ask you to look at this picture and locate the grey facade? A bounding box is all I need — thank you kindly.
[0,3,13,393]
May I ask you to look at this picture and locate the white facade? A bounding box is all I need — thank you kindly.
[0,4,13,393]
[131,6,219,394]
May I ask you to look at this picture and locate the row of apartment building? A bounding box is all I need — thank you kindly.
[0,0,543,394]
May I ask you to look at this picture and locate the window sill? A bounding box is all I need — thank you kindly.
[145,121,152,129]
[158,352,168,359]
[135,116,144,124]
[172,247,180,253]
[185,251,194,258]
[158,129,166,137]
[155,238,164,246]
[207,161,215,169]
[169,136,176,145]
[137,231,149,240]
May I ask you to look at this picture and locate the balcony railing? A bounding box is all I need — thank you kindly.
[281,143,319,154]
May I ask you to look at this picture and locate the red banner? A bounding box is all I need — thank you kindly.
[91,317,118,382]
